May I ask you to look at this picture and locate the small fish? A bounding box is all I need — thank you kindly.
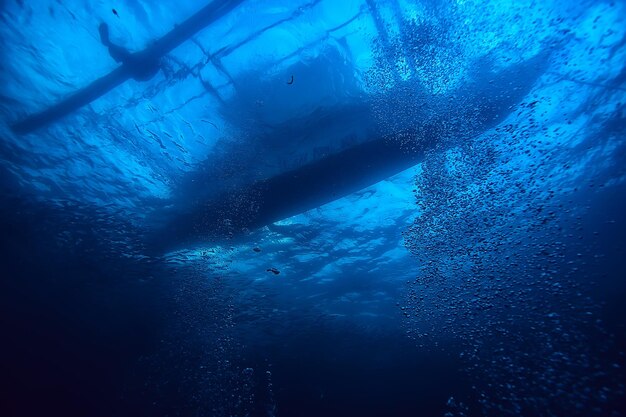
[266,267,280,275]
[253,247,261,253]
[286,75,294,85]
[112,8,119,18]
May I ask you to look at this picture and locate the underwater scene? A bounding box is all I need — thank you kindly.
[1,0,625,416]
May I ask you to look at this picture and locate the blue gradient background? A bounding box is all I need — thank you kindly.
[1,1,625,416]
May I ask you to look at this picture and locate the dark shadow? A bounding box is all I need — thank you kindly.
[0,191,170,417]
[147,50,552,253]
[10,0,245,134]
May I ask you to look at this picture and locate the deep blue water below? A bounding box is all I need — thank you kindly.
[1,1,625,416]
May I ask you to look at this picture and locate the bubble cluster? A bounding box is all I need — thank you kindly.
[361,0,626,415]
[399,35,625,417]
[404,123,625,415]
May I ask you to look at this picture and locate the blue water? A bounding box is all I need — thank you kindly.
[1,1,625,416]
